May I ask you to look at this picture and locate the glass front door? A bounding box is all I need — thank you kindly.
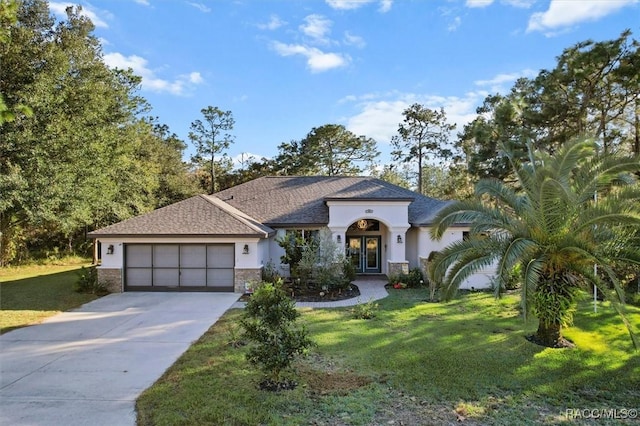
[347,236,381,274]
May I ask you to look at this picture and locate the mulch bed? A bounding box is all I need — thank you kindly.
[288,283,360,302]
[240,284,361,303]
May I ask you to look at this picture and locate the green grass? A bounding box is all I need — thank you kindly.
[0,260,99,333]
[137,289,640,425]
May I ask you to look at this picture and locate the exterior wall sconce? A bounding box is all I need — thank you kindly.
[242,244,250,254]
[336,235,341,244]
[106,244,114,255]
[397,235,403,244]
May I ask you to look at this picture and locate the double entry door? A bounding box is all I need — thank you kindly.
[347,236,381,274]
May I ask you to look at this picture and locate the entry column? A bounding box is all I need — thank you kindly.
[387,227,409,276]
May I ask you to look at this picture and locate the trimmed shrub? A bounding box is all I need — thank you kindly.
[240,282,314,387]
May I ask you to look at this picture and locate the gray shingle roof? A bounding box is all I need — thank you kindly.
[213,176,451,226]
[89,176,453,238]
[88,195,274,238]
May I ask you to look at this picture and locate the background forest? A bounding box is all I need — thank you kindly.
[1,0,638,266]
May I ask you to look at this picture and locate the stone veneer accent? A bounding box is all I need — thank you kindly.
[387,261,409,277]
[234,268,263,293]
[97,268,123,293]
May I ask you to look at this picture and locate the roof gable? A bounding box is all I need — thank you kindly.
[89,195,274,238]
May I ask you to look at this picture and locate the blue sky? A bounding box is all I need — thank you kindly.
[49,0,640,167]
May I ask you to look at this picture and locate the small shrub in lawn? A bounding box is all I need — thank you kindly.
[75,266,108,295]
[351,298,379,319]
[240,282,314,389]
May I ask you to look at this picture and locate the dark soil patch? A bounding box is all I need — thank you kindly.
[525,334,576,349]
[297,353,372,396]
[288,283,360,302]
[258,378,298,392]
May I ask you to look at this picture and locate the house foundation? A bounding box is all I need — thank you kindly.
[234,268,262,293]
[97,268,123,293]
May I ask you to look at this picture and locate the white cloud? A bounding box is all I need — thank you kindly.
[503,0,536,8]
[448,16,462,32]
[343,92,483,143]
[103,52,204,95]
[49,2,109,28]
[344,31,366,48]
[326,0,372,10]
[325,0,393,12]
[465,0,494,8]
[300,15,332,44]
[258,14,286,30]
[231,152,264,169]
[346,99,407,143]
[474,69,537,92]
[271,42,350,72]
[187,72,203,84]
[187,2,211,13]
[378,0,393,12]
[527,0,637,34]
[134,0,150,6]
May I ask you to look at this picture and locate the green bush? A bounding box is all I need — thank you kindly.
[388,268,425,289]
[342,257,357,283]
[298,228,349,292]
[75,266,108,295]
[240,282,314,385]
[261,261,281,283]
[351,298,379,319]
[503,264,522,291]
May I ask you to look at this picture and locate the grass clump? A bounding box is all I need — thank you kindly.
[350,298,379,319]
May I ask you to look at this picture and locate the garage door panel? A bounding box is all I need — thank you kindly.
[126,245,152,267]
[207,268,234,288]
[180,268,207,286]
[180,245,206,268]
[127,268,152,286]
[207,245,234,268]
[154,245,179,268]
[153,268,179,286]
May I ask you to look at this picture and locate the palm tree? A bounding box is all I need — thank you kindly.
[429,138,640,348]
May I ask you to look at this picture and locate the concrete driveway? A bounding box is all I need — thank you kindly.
[0,292,239,426]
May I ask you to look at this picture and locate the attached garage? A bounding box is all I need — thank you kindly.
[89,195,275,293]
[125,244,235,291]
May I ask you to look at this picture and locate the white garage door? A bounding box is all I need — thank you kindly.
[125,244,235,291]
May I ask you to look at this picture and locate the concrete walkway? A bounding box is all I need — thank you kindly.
[232,276,389,309]
[0,292,239,426]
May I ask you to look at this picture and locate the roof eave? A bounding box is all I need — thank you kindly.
[324,197,415,202]
[88,232,274,239]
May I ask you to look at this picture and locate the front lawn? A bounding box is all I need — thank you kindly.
[137,290,640,425]
[0,261,99,333]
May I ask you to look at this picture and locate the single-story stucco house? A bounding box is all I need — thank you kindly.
[89,176,495,293]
